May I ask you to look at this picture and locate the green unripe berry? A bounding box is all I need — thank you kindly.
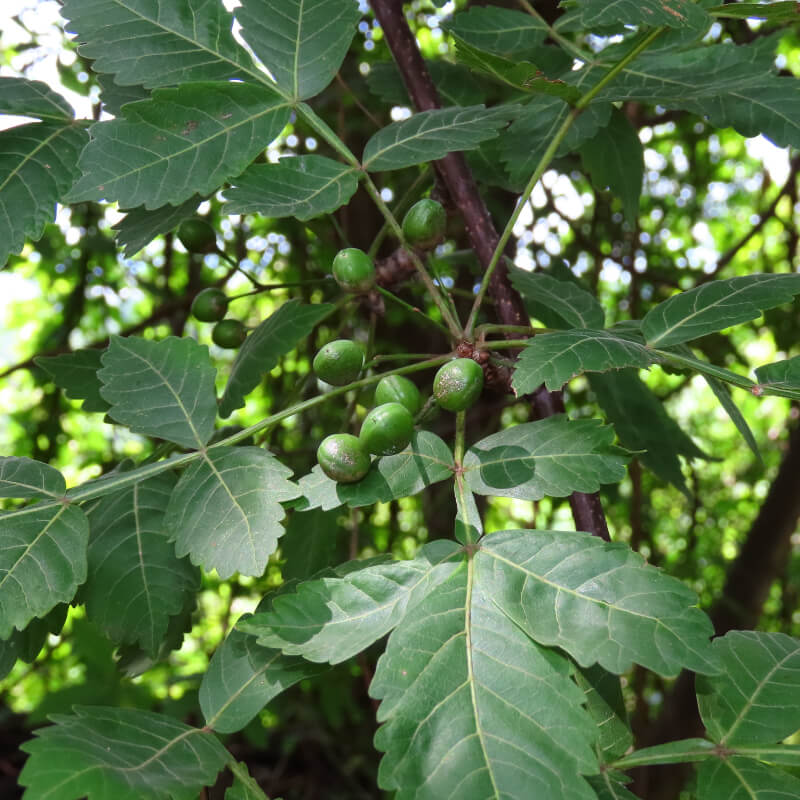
[177,218,218,253]
[191,288,228,322]
[402,199,446,250]
[317,434,371,483]
[360,402,414,456]
[433,358,484,412]
[313,340,364,386]
[332,248,375,293]
[211,319,247,349]
[374,375,422,416]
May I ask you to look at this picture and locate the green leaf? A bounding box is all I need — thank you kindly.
[366,61,487,108]
[280,508,342,582]
[219,300,333,417]
[580,108,644,224]
[755,356,800,400]
[235,0,360,101]
[590,370,708,496]
[704,375,761,461]
[463,416,630,501]
[0,77,74,122]
[512,329,655,394]
[223,156,359,221]
[296,431,455,511]
[19,706,229,800]
[371,562,599,800]
[697,631,800,746]
[35,348,110,412]
[67,82,291,210]
[98,335,217,449]
[82,474,199,656]
[710,2,800,22]
[200,621,323,733]
[112,197,202,257]
[0,503,88,638]
[732,745,800,767]
[510,268,606,329]
[0,123,88,268]
[226,764,271,800]
[165,446,299,580]
[587,772,641,800]
[478,529,719,676]
[0,605,68,680]
[696,756,800,800]
[0,457,66,499]
[363,104,520,171]
[572,0,711,30]
[642,274,800,347]
[573,665,632,762]
[452,35,579,100]
[445,6,548,57]
[96,74,150,117]
[238,540,462,664]
[61,0,254,88]
[501,98,612,189]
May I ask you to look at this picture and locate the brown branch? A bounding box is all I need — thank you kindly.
[370,0,610,540]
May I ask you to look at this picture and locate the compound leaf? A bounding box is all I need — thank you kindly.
[0,457,66,500]
[98,335,217,450]
[82,474,199,656]
[363,105,519,171]
[642,274,800,347]
[0,77,74,121]
[223,156,358,221]
[512,329,655,394]
[696,756,800,800]
[697,631,800,746]
[219,300,333,417]
[35,348,110,413]
[165,446,299,580]
[478,529,719,676]
[0,123,87,268]
[573,0,711,31]
[235,0,360,101]
[200,621,324,734]
[61,0,254,88]
[297,431,454,511]
[371,561,599,800]
[463,416,629,500]
[238,540,462,664]
[19,706,229,800]
[445,6,548,56]
[510,268,605,330]
[67,83,291,210]
[0,503,88,638]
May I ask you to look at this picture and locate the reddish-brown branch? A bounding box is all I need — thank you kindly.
[370,0,610,540]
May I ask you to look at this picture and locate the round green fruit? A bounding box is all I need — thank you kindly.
[433,358,484,412]
[402,199,446,250]
[313,340,364,386]
[317,434,371,483]
[332,248,375,293]
[211,319,247,349]
[177,219,217,253]
[374,374,422,415]
[360,402,414,456]
[191,288,228,322]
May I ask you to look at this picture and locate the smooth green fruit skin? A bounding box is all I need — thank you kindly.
[374,375,422,415]
[212,319,247,349]
[360,402,414,456]
[191,288,228,322]
[317,434,370,483]
[402,199,446,250]
[313,340,364,386]
[433,358,484,412]
[177,219,217,253]
[332,248,375,293]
